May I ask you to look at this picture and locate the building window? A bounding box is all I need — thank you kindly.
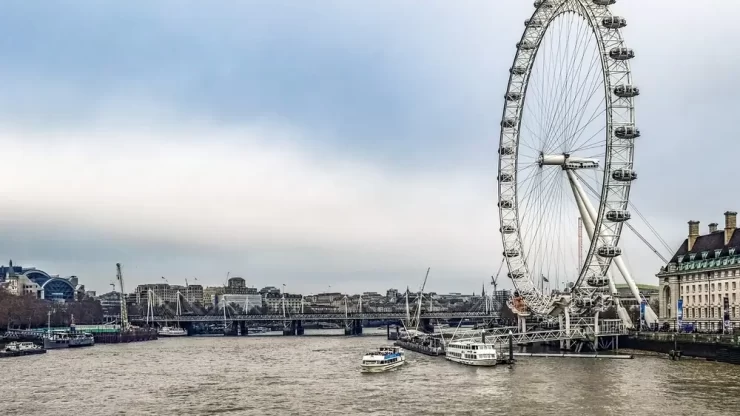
[693,284,696,292]
[726,282,729,291]
[722,271,726,278]
[702,252,709,260]
[734,293,737,303]
[734,282,737,290]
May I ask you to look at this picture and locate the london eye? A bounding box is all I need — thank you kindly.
[498,0,655,322]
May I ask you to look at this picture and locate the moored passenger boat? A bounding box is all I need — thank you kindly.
[361,346,406,373]
[158,326,187,337]
[445,341,498,367]
[43,332,70,350]
[1,342,46,358]
[69,333,95,348]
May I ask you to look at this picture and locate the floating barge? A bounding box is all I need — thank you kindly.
[394,339,445,356]
[66,325,158,343]
[0,348,46,358]
[5,325,158,344]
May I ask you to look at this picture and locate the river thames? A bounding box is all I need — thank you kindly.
[2,334,739,415]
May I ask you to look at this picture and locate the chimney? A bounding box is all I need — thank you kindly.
[709,223,719,233]
[688,220,700,252]
[725,211,737,245]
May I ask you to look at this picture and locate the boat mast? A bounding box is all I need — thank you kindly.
[281,284,287,320]
[405,288,410,326]
[146,289,153,326]
[223,294,227,326]
[116,263,129,331]
[176,291,182,327]
[414,267,430,332]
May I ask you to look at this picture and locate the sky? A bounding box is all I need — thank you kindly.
[0,0,738,295]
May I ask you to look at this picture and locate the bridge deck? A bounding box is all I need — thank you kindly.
[131,312,499,322]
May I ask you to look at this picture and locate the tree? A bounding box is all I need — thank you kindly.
[498,302,517,321]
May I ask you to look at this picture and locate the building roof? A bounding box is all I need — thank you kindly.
[668,228,740,264]
[614,283,658,291]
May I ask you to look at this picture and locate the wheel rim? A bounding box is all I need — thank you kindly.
[498,0,637,316]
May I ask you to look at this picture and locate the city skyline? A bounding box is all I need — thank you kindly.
[1,0,739,294]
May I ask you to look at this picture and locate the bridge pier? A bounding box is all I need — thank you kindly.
[387,325,401,340]
[238,321,248,336]
[282,320,304,336]
[420,318,434,333]
[344,319,363,336]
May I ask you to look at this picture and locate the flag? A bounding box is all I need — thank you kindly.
[542,275,549,283]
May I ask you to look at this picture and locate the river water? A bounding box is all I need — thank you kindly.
[2,332,740,415]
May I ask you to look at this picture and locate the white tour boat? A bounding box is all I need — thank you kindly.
[445,340,498,367]
[5,341,43,352]
[158,326,187,337]
[361,346,406,373]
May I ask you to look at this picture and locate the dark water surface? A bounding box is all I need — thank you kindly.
[2,335,739,415]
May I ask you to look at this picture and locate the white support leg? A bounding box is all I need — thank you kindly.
[559,313,565,350]
[518,315,527,334]
[564,307,571,350]
[572,180,634,328]
[594,311,600,336]
[566,170,658,326]
[570,182,619,296]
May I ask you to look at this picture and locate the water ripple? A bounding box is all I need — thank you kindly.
[1,336,739,415]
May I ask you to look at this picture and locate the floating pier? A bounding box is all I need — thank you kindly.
[0,349,46,358]
[394,339,445,356]
[512,352,633,359]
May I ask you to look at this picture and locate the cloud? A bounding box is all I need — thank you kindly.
[1,121,500,292]
[0,0,739,295]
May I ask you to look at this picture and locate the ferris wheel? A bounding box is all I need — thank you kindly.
[498,0,644,318]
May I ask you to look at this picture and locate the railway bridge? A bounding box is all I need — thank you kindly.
[128,311,501,336]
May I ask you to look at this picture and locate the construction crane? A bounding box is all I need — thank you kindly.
[116,263,130,332]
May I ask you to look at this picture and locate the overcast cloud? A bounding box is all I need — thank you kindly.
[1,0,738,294]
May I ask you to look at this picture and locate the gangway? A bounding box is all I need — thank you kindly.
[451,319,626,347]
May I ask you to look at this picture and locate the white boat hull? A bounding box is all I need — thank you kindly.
[158,332,187,337]
[361,359,406,373]
[445,356,497,367]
